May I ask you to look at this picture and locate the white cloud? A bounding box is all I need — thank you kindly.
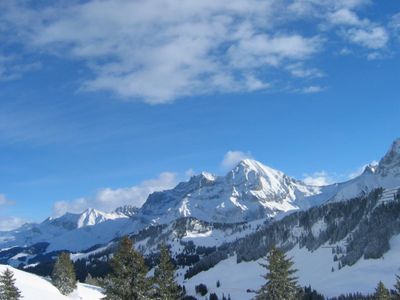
[0,0,393,103]
[0,0,325,104]
[221,151,252,171]
[301,85,324,93]
[0,194,15,206]
[303,171,334,186]
[0,54,41,81]
[389,13,400,40]
[390,13,400,31]
[344,26,389,49]
[185,168,196,178]
[286,63,324,78]
[303,160,379,187]
[0,216,25,231]
[53,172,177,216]
[0,194,23,231]
[327,8,363,26]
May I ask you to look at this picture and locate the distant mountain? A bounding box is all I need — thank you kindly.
[0,207,136,252]
[43,208,128,230]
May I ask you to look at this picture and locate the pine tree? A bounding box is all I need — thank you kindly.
[255,246,298,300]
[154,243,181,300]
[373,281,390,300]
[393,275,400,300]
[51,252,77,295]
[103,236,150,300]
[0,268,22,300]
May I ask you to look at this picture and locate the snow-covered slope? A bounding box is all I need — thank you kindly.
[182,234,400,299]
[0,264,104,300]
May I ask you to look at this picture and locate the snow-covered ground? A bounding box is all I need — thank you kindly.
[181,234,400,299]
[0,265,104,300]
[291,234,400,297]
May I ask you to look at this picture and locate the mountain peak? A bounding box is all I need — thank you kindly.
[231,158,283,179]
[377,138,400,176]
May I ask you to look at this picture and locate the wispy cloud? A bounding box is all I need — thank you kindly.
[0,194,15,206]
[53,172,177,215]
[0,0,394,103]
[221,150,252,171]
[302,160,380,186]
[344,26,389,49]
[301,85,325,93]
[0,216,25,231]
[302,171,334,186]
[0,194,24,231]
[0,55,41,81]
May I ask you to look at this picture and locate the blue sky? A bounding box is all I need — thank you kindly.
[0,0,399,229]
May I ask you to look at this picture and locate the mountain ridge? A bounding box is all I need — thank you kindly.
[1,138,400,254]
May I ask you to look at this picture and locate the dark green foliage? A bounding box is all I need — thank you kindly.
[195,283,207,296]
[255,246,298,300]
[328,293,373,300]
[154,243,181,300]
[103,236,150,300]
[51,252,77,295]
[209,293,218,300]
[0,268,22,300]
[85,273,101,286]
[185,251,228,279]
[299,286,325,300]
[373,281,390,300]
[392,275,400,299]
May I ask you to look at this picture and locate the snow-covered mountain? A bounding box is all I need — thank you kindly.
[0,207,136,252]
[139,159,324,224]
[43,208,129,230]
[1,138,400,299]
[2,139,400,254]
[326,138,400,202]
[0,158,329,252]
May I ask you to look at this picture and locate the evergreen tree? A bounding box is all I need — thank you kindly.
[255,246,298,300]
[373,281,390,300]
[393,275,400,300]
[154,243,181,300]
[103,236,150,300]
[0,268,22,300]
[51,252,77,295]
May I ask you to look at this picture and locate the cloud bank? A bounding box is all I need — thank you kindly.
[0,0,395,103]
[53,172,177,216]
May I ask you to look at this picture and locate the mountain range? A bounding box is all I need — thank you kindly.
[1,138,400,299]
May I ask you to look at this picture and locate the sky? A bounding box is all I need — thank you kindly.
[0,0,399,230]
